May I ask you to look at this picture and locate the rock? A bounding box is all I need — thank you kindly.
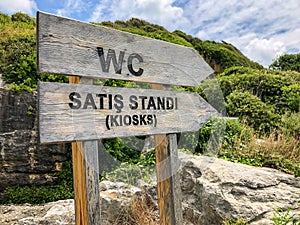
[0,87,67,193]
[179,153,300,224]
[0,74,4,87]
[0,154,299,225]
[0,200,75,225]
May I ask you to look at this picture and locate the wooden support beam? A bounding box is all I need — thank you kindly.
[70,76,101,225]
[151,84,183,225]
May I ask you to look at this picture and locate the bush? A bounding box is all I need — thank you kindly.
[281,112,300,137]
[11,12,34,24]
[194,118,244,155]
[1,156,74,204]
[219,128,300,176]
[218,67,299,114]
[270,53,300,72]
[0,12,11,24]
[226,91,280,133]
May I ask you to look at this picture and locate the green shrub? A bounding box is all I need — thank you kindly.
[281,112,300,137]
[197,79,226,114]
[218,67,299,114]
[11,12,34,24]
[270,53,300,72]
[226,91,280,133]
[194,118,244,155]
[1,156,74,204]
[219,127,300,176]
[272,208,300,225]
[0,12,11,24]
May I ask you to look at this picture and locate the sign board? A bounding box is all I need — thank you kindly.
[39,82,218,143]
[37,11,217,225]
[37,12,213,86]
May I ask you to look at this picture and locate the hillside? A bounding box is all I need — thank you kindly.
[0,12,262,90]
[95,18,263,73]
[0,12,299,211]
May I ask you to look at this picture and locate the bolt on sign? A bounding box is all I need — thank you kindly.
[37,11,218,225]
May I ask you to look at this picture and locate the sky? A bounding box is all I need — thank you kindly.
[0,0,299,67]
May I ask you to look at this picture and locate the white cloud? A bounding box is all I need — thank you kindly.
[56,0,89,18]
[244,38,286,66]
[89,0,299,66]
[90,0,189,31]
[0,0,37,16]
[179,0,300,67]
[3,0,297,67]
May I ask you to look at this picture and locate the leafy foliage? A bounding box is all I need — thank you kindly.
[0,12,67,92]
[270,53,300,72]
[226,91,280,133]
[193,118,244,155]
[11,12,35,24]
[218,66,299,113]
[219,127,300,177]
[1,148,74,204]
[218,66,300,134]
[272,208,300,225]
[0,12,299,209]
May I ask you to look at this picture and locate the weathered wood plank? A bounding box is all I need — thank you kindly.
[38,82,218,143]
[37,11,213,87]
[72,141,88,225]
[70,77,101,225]
[152,84,183,225]
[83,141,101,225]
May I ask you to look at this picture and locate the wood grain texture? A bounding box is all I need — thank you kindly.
[152,84,183,225]
[70,77,101,225]
[38,82,218,143]
[37,11,213,87]
[72,141,88,225]
[83,141,101,225]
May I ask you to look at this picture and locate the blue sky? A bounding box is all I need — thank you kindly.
[1,0,300,67]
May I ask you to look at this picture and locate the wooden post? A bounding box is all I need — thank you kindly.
[151,84,183,225]
[70,76,101,225]
[38,12,216,225]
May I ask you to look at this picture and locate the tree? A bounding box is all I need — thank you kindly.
[270,53,300,72]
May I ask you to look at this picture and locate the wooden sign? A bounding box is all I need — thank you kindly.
[37,11,217,225]
[37,11,213,86]
[39,82,218,143]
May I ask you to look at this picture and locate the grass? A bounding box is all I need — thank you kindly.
[113,194,159,225]
[272,208,300,225]
[219,127,300,177]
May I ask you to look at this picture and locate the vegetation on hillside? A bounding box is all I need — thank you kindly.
[96,19,263,73]
[0,12,299,216]
[270,53,300,72]
[0,12,67,92]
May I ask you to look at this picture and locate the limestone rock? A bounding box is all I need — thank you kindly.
[0,199,75,225]
[179,154,300,224]
[0,87,67,194]
[0,154,299,225]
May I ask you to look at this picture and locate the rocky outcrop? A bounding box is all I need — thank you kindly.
[1,154,299,225]
[0,84,67,194]
[0,199,75,225]
[179,154,300,224]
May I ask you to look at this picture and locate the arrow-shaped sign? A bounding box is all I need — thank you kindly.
[37,12,213,87]
[39,82,218,143]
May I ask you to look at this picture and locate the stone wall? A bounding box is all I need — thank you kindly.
[0,82,67,192]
